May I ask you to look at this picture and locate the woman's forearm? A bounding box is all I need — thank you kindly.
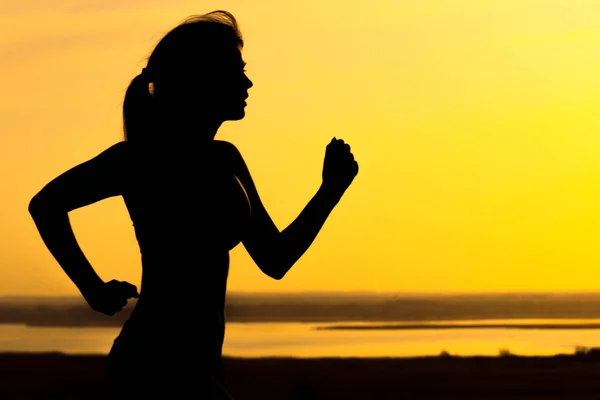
[268,184,342,279]
[29,202,104,296]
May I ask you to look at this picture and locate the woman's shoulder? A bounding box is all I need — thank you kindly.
[103,140,153,166]
[94,141,133,172]
[103,140,130,157]
[213,140,242,160]
[213,139,236,150]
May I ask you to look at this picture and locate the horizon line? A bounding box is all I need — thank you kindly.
[2,290,600,298]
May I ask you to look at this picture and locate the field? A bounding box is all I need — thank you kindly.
[2,353,600,399]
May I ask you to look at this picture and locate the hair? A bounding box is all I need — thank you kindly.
[122,10,244,143]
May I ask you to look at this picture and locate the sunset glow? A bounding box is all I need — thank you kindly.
[3,0,600,295]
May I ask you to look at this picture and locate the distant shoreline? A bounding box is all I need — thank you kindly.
[315,323,600,331]
[0,318,600,331]
[6,292,600,327]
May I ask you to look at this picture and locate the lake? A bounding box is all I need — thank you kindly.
[2,319,600,357]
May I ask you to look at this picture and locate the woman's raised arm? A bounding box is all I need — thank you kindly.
[223,138,358,280]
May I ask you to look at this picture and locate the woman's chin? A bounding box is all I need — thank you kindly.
[226,109,246,121]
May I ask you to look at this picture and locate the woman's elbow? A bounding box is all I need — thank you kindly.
[28,192,59,220]
[268,271,286,281]
[259,263,288,280]
[250,247,289,280]
[28,194,44,217]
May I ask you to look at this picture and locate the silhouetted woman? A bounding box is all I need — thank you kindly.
[28,10,358,399]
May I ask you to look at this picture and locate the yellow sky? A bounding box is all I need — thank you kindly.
[3,0,600,295]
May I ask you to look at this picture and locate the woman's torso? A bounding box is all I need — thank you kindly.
[113,140,251,355]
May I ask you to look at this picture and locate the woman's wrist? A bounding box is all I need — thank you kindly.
[317,183,343,207]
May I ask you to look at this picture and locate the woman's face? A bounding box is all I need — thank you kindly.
[208,49,253,122]
[183,48,252,123]
[154,48,253,124]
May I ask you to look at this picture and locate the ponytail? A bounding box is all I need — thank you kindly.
[123,70,155,143]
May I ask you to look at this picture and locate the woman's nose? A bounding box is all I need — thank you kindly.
[244,74,253,89]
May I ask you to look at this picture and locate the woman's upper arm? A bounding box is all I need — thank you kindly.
[221,141,279,258]
[29,142,129,213]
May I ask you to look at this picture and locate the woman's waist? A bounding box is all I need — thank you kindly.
[139,245,230,265]
[133,290,226,316]
[138,271,227,305]
[126,300,226,344]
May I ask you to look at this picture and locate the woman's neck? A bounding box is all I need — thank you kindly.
[155,110,223,145]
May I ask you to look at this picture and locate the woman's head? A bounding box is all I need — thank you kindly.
[123,10,253,143]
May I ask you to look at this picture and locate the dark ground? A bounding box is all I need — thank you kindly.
[2,353,600,399]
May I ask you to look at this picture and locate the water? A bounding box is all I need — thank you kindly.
[2,319,600,357]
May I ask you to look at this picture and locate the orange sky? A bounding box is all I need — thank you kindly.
[3,0,600,296]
